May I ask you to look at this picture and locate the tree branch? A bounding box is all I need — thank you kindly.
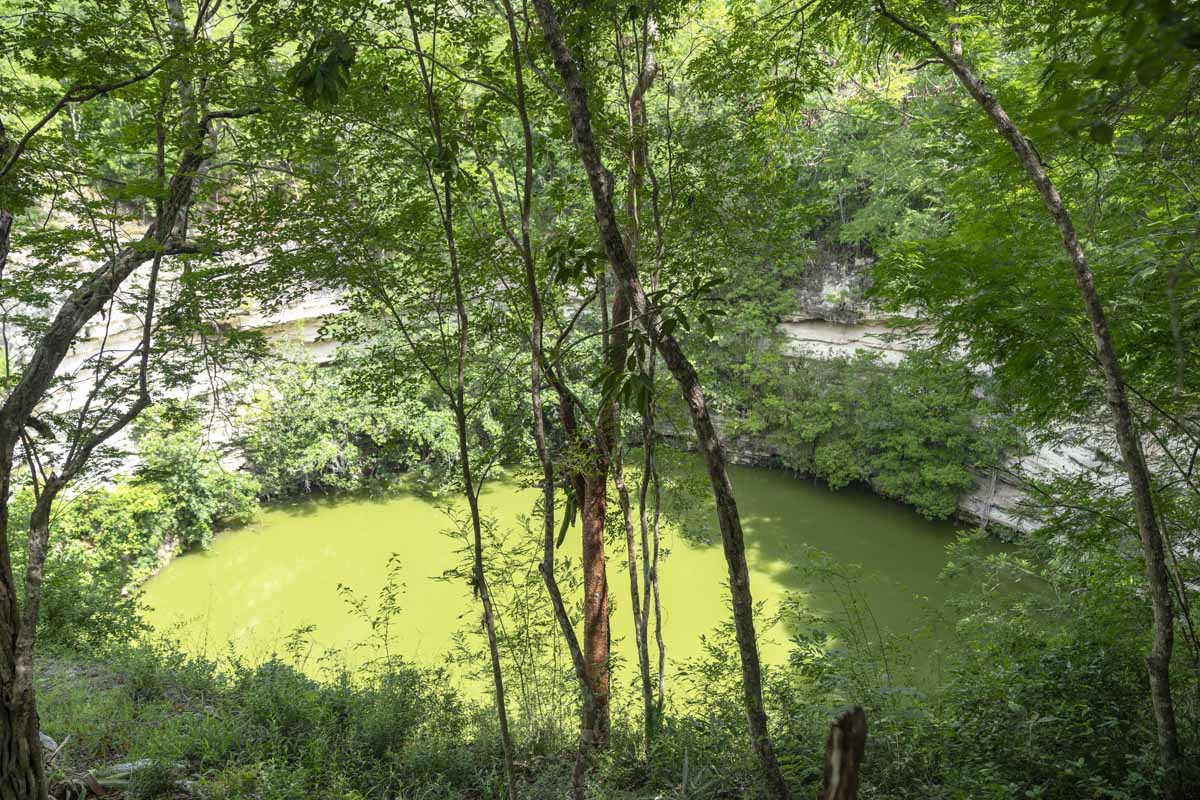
[0,58,172,182]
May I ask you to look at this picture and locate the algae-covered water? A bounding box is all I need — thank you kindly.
[143,462,975,682]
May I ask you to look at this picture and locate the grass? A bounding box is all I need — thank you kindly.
[37,642,765,800]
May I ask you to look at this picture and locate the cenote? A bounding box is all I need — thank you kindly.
[143,458,981,688]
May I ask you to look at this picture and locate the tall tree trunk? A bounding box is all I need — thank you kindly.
[461,433,518,800]
[1,474,63,800]
[0,208,12,279]
[614,435,653,758]
[614,10,660,759]
[0,469,45,800]
[0,128,211,800]
[876,5,1183,797]
[638,390,666,729]
[581,273,633,748]
[449,107,519,800]
[530,2,790,796]
[0,203,18,800]
[579,470,610,746]
[547,370,599,800]
[494,4,595,794]
[398,2,519,793]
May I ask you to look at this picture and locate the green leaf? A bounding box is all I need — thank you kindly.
[1089,120,1114,145]
[288,30,356,110]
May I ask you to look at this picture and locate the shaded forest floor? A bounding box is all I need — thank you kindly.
[35,609,1199,800]
[37,645,800,800]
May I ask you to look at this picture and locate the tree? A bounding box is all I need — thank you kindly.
[529,1,792,796]
[0,1,270,794]
[863,2,1187,794]
[484,2,608,790]
[382,2,520,792]
[222,2,530,792]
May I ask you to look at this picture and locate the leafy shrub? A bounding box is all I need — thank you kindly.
[125,760,179,800]
[779,537,1200,800]
[133,405,260,550]
[737,351,1020,518]
[8,512,146,651]
[56,482,173,575]
[234,358,463,497]
[9,405,260,650]
[41,642,477,800]
[7,487,150,651]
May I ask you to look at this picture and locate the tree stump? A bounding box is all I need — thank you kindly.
[819,706,867,800]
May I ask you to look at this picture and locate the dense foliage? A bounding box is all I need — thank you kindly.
[234,357,460,497]
[726,351,1020,519]
[3,0,1199,797]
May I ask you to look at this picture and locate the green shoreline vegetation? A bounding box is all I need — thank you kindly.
[16,348,1010,659]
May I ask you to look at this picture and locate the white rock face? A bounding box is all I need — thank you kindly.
[957,435,1108,533]
[778,317,915,364]
[36,255,347,467]
[776,255,928,363]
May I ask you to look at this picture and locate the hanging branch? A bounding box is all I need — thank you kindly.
[0,59,172,182]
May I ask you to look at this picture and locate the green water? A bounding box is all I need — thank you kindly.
[143,463,972,682]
